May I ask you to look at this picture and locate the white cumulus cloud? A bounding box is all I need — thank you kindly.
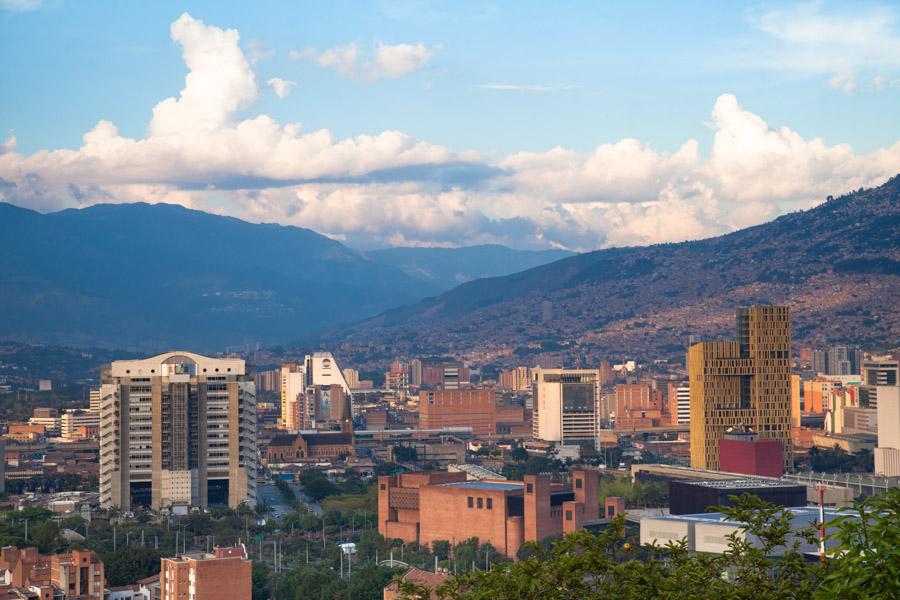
[267,77,296,98]
[294,40,433,80]
[1,15,899,252]
[829,71,856,94]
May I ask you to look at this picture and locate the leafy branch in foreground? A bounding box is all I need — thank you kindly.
[396,490,900,600]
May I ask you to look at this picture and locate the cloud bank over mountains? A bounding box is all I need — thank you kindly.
[1,12,899,251]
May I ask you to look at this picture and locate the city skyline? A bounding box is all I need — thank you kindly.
[2,1,900,250]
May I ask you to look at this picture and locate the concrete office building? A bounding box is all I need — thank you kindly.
[61,410,100,440]
[871,361,900,476]
[859,360,899,409]
[688,306,793,472]
[99,351,258,511]
[532,368,600,447]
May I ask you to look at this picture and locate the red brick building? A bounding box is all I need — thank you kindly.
[419,389,531,439]
[378,470,600,558]
[614,383,669,430]
[160,546,251,600]
[51,550,104,599]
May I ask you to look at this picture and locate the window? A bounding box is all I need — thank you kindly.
[486,498,493,510]
[380,484,386,490]
[565,510,572,521]
[526,483,533,493]
[467,496,474,508]
[477,498,483,509]
[575,479,582,489]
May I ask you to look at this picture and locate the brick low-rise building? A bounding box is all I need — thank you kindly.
[378,469,600,558]
[160,546,251,600]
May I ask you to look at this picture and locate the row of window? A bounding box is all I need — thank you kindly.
[467,496,493,510]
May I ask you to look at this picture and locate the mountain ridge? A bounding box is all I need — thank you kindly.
[0,201,439,350]
[333,176,900,361]
[365,244,574,290]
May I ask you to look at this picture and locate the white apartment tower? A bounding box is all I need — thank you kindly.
[99,351,257,511]
[532,368,600,447]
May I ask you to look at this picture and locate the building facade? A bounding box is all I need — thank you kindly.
[378,470,600,558]
[265,428,354,463]
[278,353,352,431]
[688,306,793,472]
[100,351,258,511]
[160,547,251,600]
[871,361,900,476]
[51,550,104,600]
[532,368,599,447]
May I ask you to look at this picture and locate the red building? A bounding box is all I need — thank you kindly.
[378,470,600,558]
[614,383,670,430]
[419,389,530,439]
[718,426,784,478]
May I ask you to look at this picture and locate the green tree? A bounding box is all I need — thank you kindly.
[101,546,162,586]
[431,540,451,560]
[817,490,900,599]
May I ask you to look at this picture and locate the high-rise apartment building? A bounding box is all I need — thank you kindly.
[342,368,360,389]
[499,366,532,392]
[532,368,600,447]
[280,364,305,431]
[89,387,101,414]
[666,382,691,425]
[99,351,258,511]
[688,306,792,472]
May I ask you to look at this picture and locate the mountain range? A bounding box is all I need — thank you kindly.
[366,245,573,290]
[0,202,567,350]
[335,176,900,362]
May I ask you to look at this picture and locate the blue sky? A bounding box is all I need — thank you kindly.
[1,1,899,250]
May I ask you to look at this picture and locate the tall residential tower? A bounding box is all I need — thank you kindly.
[688,306,792,472]
[99,351,257,511]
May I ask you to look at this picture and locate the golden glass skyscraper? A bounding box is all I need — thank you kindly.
[688,306,792,472]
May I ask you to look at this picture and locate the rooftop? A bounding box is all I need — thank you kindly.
[646,506,852,527]
[438,480,524,492]
[677,478,805,490]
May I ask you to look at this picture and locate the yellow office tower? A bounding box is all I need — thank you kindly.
[689,306,793,472]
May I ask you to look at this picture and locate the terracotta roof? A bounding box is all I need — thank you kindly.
[385,566,451,597]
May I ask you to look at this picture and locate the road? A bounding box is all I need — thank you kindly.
[257,481,322,518]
